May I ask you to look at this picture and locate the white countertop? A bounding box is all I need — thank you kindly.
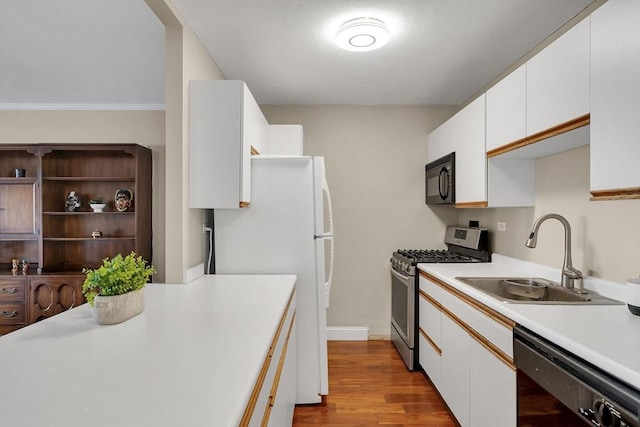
[418,254,640,390]
[0,274,296,427]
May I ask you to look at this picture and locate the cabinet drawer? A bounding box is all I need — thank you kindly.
[0,303,26,324]
[0,279,26,302]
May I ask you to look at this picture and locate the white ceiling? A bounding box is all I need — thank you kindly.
[0,0,595,109]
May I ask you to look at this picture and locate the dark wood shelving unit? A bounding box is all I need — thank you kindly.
[0,144,152,335]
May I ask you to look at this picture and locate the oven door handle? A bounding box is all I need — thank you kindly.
[391,267,411,285]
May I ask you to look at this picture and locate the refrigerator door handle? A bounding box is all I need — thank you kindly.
[325,236,334,307]
[321,170,334,238]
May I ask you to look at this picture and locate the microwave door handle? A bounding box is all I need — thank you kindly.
[439,167,449,200]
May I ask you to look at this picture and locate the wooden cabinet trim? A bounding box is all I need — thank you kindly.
[240,286,296,426]
[487,114,590,158]
[590,187,640,201]
[261,310,296,427]
[418,325,442,356]
[419,270,516,330]
[420,281,516,371]
[456,201,488,208]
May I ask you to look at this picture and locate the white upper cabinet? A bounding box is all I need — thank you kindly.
[526,18,590,136]
[454,95,487,207]
[590,0,640,199]
[427,95,487,207]
[486,64,526,153]
[268,124,304,156]
[189,80,269,209]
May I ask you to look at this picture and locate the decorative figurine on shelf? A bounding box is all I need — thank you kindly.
[91,229,103,239]
[22,259,29,274]
[115,189,133,212]
[11,258,19,274]
[66,191,80,212]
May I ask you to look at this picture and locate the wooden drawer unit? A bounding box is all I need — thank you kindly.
[0,277,26,302]
[0,277,28,335]
[28,275,85,324]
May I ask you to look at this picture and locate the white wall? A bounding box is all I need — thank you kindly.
[458,145,640,284]
[262,105,458,337]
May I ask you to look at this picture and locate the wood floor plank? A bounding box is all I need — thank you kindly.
[292,340,457,426]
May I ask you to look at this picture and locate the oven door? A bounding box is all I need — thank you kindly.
[390,266,415,368]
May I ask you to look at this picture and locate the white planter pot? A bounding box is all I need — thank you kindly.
[94,288,144,325]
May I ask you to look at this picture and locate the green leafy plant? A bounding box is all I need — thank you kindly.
[82,252,155,306]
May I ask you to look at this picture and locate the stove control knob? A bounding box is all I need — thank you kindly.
[594,400,621,427]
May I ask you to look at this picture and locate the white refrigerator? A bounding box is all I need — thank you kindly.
[213,155,334,404]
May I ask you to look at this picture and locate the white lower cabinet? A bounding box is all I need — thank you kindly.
[468,337,517,427]
[440,314,471,426]
[418,292,442,390]
[418,272,516,427]
[242,290,297,427]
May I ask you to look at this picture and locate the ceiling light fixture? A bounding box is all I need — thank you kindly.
[336,17,390,52]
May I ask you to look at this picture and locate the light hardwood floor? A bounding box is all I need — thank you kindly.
[293,340,457,426]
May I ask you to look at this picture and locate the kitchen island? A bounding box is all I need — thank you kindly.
[0,274,297,427]
[419,254,640,389]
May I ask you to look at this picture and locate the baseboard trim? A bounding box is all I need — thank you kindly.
[327,326,369,341]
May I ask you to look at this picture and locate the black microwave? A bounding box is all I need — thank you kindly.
[425,152,455,205]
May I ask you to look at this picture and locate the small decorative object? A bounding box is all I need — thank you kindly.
[11,258,19,274]
[89,198,106,213]
[82,252,155,325]
[21,259,29,274]
[114,188,133,212]
[15,168,25,177]
[91,229,103,239]
[66,191,80,212]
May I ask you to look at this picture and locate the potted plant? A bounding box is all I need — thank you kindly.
[82,252,155,325]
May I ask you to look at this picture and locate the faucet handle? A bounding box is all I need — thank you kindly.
[564,266,583,279]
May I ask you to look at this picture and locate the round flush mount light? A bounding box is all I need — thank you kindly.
[336,17,390,52]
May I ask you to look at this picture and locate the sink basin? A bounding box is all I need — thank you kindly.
[455,277,623,305]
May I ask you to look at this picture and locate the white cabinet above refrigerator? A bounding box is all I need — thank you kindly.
[189,80,269,209]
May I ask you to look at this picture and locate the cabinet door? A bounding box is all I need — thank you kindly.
[418,293,442,390]
[590,0,640,197]
[486,64,526,152]
[28,276,85,323]
[454,95,487,206]
[440,314,470,427]
[190,81,268,209]
[427,119,455,164]
[469,338,516,427]
[526,18,590,136]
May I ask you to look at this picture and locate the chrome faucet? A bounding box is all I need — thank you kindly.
[525,213,583,289]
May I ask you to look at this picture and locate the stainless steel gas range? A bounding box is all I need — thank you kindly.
[389,226,491,370]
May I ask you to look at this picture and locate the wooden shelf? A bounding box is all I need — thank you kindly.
[42,177,135,182]
[43,211,135,216]
[43,237,135,242]
[0,234,39,241]
[0,177,38,184]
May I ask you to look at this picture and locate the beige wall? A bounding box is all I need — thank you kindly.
[458,145,640,284]
[0,110,167,281]
[262,105,458,336]
[146,0,225,283]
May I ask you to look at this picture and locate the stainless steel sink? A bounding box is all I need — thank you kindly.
[455,277,623,305]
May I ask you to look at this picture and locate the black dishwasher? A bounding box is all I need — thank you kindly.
[514,325,639,427]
